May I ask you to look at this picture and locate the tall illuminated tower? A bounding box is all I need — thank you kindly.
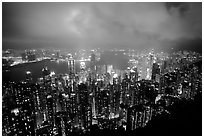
[90,52,97,80]
[67,54,75,79]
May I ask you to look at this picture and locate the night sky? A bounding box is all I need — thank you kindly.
[2,2,202,53]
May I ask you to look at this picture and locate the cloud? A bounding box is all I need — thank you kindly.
[2,2,202,51]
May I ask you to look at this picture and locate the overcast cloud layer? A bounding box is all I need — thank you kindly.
[2,2,202,52]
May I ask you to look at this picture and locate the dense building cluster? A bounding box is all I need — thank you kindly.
[2,49,202,136]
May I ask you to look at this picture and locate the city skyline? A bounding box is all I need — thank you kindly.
[2,2,202,136]
[2,48,202,136]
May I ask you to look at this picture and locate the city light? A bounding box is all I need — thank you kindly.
[2,2,202,136]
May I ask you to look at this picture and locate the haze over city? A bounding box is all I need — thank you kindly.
[2,2,202,136]
[3,2,202,52]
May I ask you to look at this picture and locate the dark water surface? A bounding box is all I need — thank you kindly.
[3,60,81,82]
[3,52,129,83]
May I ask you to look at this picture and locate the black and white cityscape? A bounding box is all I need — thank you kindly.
[2,2,202,136]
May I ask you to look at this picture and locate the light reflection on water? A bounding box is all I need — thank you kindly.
[3,60,82,82]
[3,53,128,83]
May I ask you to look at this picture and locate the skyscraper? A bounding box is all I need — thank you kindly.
[67,54,75,92]
[90,52,97,80]
[67,54,75,77]
[78,84,92,129]
[151,63,160,82]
